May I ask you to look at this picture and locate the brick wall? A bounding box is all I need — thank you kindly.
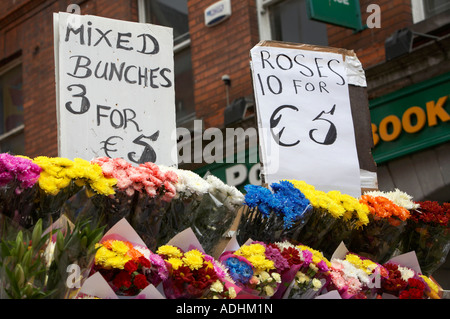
[0,0,139,158]
[327,0,413,68]
[188,0,259,129]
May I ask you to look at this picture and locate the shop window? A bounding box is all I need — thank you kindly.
[411,0,450,23]
[0,62,24,155]
[141,0,196,126]
[257,0,328,46]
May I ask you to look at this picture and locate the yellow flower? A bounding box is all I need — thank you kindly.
[167,257,183,270]
[235,243,266,259]
[108,240,131,255]
[157,245,183,258]
[247,254,274,271]
[264,285,275,297]
[183,249,204,270]
[94,245,131,269]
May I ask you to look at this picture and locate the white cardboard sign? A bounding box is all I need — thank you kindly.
[250,42,361,197]
[54,12,177,167]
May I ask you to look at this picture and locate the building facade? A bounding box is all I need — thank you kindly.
[1,0,449,286]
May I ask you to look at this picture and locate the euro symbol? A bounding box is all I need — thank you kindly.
[101,136,123,158]
[270,105,300,147]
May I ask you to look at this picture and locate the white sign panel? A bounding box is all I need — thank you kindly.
[250,42,361,197]
[54,12,177,167]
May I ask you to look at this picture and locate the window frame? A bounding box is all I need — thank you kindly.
[0,58,24,153]
[137,0,196,125]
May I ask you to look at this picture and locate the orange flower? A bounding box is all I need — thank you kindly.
[360,195,410,222]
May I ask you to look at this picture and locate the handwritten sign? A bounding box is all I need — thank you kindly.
[53,12,177,167]
[250,41,361,197]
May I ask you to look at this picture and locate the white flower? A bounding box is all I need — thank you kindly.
[398,266,415,281]
[210,280,224,293]
[312,278,322,291]
[271,272,281,283]
[364,189,419,210]
[42,240,56,268]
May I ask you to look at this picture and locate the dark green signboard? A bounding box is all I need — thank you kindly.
[194,147,260,193]
[370,72,450,163]
[306,0,363,31]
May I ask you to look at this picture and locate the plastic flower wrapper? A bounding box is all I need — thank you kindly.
[270,241,330,299]
[349,194,410,263]
[157,228,239,299]
[90,218,169,297]
[32,156,116,229]
[317,190,370,259]
[0,218,53,299]
[378,252,442,299]
[189,175,244,255]
[155,166,210,248]
[218,240,285,299]
[399,201,450,276]
[127,161,178,251]
[287,180,345,250]
[0,153,42,229]
[329,243,389,299]
[42,215,106,299]
[237,181,312,245]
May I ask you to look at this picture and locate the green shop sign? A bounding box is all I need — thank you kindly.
[306,0,363,31]
[370,72,450,164]
[194,147,261,193]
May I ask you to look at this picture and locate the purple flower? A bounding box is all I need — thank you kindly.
[317,260,329,272]
[0,153,41,193]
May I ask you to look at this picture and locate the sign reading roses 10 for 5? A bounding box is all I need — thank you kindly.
[53,12,178,167]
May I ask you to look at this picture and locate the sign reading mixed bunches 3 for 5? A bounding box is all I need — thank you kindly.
[53,12,177,167]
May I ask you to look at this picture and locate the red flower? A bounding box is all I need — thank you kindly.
[124,260,138,274]
[134,274,149,290]
[138,256,151,268]
[113,271,132,290]
[281,247,302,266]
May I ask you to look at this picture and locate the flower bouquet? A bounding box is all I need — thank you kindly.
[157,244,237,299]
[379,260,441,299]
[155,166,210,248]
[236,181,311,245]
[42,215,106,299]
[32,156,116,228]
[286,180,345,250]
[315,190,370,259]
[191,175,244,255]
[348,193,411,263]
[91,218,169,297]
[0,153,42,228]
[219,242,284,298]
[271,241,330,299]
[127,161,178,251]
[399,200,450,276]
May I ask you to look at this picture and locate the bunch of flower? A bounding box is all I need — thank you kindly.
[327,258,372,299]
[271,241,330,299]
[34,156,116,196]
[205,175,244,211]
[284,180,348,250]
[359,194,410,223]
[317,190,370,258]
[93,239,166,296]
[0,154,42,227]
[399,200,450,275]
[91,157,177,200]
[379,262,440,299]
[157,245,236,299]
[238,181,311,244]
[364,189,419,211]
[159,166,210,199]
[219,242,283,298]
[348,194,411,263]
[0,153,42,194]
